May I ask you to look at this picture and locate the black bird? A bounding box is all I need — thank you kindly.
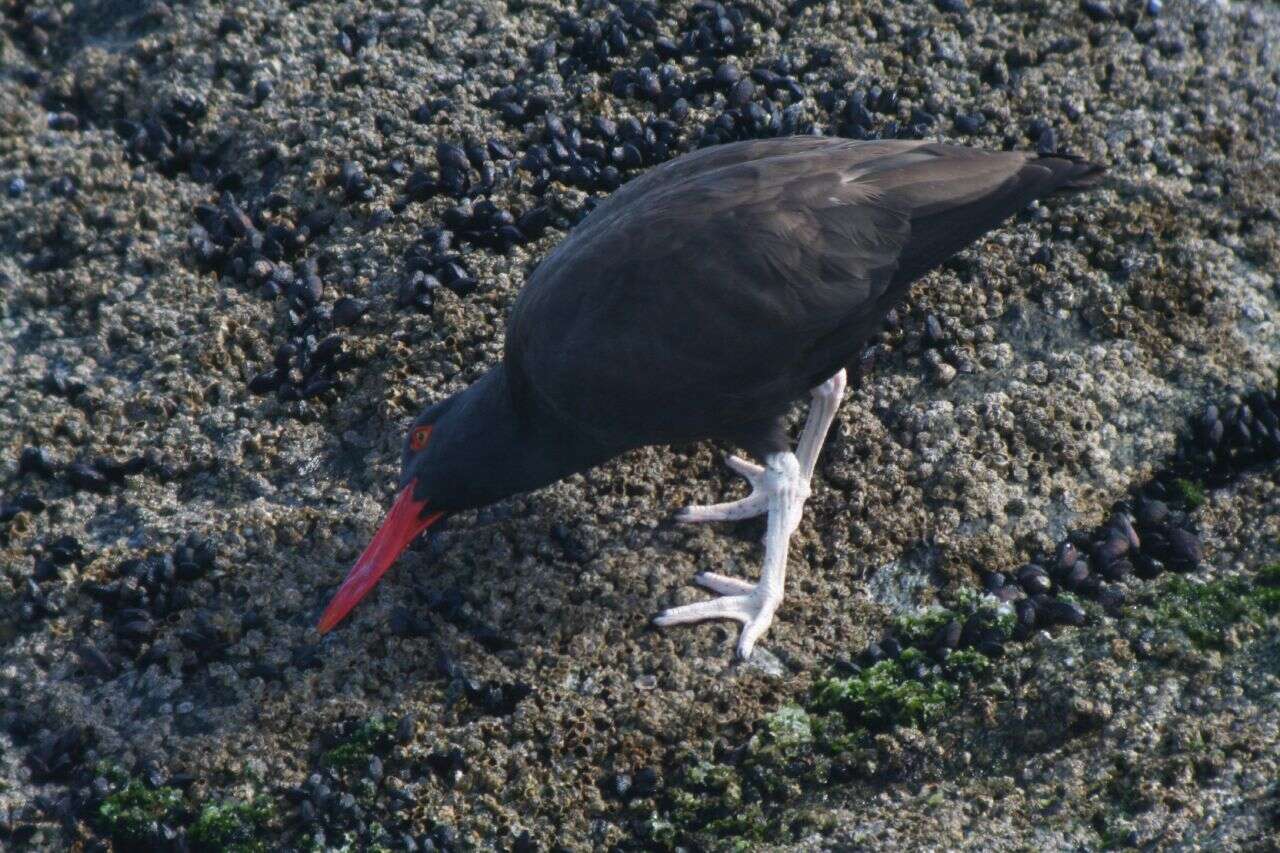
[318,137,1104,657]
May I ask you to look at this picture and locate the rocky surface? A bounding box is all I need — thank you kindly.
[1,0,1278,849]
[794,470,1280,850]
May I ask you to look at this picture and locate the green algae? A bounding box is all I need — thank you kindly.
[811,650,960,731]
[190,798,275,852]
[1150,573,1280,650]
[1259,563,1280,587]
[644,563,1280,850]
[891,606,957,646]
[645,589,1018,848]
[943,648,995,680]
[1171,478,1207,509]
[95,779,184,850]
[892,588,1015,647]
[652,758,783,849]
[757,704,814,753]
[323,717,395,771]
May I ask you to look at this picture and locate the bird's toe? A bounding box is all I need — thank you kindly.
[737,597,781,659]
[724,454,764,481]
[654,585,781,659]
[673,493,769,523]
[737,621,768,660]
[653,594,754,626]
[694,571,755,596]
[669,454,772,523]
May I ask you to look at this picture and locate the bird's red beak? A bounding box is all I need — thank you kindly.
[317,483,444,634]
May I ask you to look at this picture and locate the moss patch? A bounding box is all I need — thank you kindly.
[323,717,395,771]
[891,589,1015,647]
[757,704,814,753]
[811,650,961,731]
[644,590,1013,848]
[1150,574,1280,649]
[1171,478,1207,509]
[1259,563,1280,587]
[649,758,777,849]
[891,606,957,646]
[95,780,184,850]
[190,798,275,852]
[944,648,995,680]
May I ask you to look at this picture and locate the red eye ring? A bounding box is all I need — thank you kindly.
[409,425,432,451]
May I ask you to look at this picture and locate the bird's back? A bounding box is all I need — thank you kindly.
[506,138,1103,452]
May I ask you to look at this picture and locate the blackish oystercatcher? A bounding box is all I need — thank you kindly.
[318,137,1105,658]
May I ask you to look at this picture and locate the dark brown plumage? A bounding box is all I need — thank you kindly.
[508,137,1103,458]
[318,137,1104,646]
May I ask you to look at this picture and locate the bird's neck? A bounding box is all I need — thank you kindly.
[443,366,619,508]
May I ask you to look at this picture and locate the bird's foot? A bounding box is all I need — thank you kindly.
[653,573,781,659]
[658,454,807,659]
[658,372,846,659]
[673,454,768,523]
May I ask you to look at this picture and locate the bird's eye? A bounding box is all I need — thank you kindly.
[409,425,432,451]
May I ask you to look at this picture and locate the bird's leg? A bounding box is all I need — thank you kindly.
[656,369,847,658]
[794,369,847,480]
[655,452,805,658]
[674,369,847,523]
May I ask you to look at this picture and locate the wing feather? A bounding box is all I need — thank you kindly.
[506,138,1092,446]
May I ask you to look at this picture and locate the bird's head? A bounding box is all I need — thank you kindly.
[315,401,456,635]
[314,367,575,635]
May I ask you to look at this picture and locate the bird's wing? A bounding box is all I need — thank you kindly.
[506,140,1090,446]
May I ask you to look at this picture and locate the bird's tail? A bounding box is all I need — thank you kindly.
[1038,151,1107,192]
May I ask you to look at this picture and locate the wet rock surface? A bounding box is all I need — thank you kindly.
[1,0,1279,848]
[799,471,1280,851]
